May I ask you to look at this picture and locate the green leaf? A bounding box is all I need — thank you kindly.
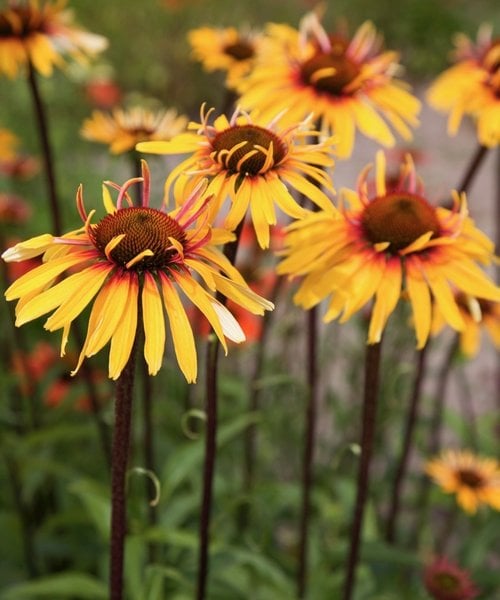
[0,573,107,599]
[69,478,110,539]
[161,412,261,497]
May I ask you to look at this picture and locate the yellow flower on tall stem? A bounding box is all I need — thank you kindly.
[2,161,273,382]
[236,11,420,157]
[425,450,500,514]
[278,151,500,347]
[0,0,107,78]
[427,25,500,147]
[138,105,336,249]
[188,26,263,89]
[431,293,500,357]
[81,106,188,155]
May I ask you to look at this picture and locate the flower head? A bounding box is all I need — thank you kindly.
[427,25,500,147]
[236,11,420,157]
[425,450,500,514]
[423,556,479,600]
[0,0,107,78]
[188,26,263,89]
[2,161,273,382]
[432,292,500,357]
[81,105,188,154]
[277,151,500,347]
[138,105,336,248]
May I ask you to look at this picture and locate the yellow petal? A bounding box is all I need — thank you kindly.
[108,275,139,380]
[142,272,166,375]
[44,264,112,331]
[160,274,197,383]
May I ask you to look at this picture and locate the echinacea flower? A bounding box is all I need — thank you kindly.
[277,151,500,347]
[423,556,479,600]
[236,11,420,157]
[427,25,500,147]
[431,292,500,357]
[187,26,263,89]
[2,161,273,382]
[81,105,188,154]
[138,105,336,249]
[0,0,107,78]
[425,449,500,514]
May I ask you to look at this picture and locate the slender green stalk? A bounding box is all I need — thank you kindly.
[196,221,244,600]
[385,344,428,544]
[109,340,138,600]
[297,305,319,598]
[342,340,383,600]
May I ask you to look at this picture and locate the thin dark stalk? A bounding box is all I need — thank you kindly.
[456,366,478,451]
[26,61,62,234]
[385,344,428,544]
[109,341,138,600]
[410,334,459,547]
[238,274,285,533]
[297,305,319,599]
[196,220,244,600]
[196,337,220,600]
[457,143,489,194]
[342,340,383,600]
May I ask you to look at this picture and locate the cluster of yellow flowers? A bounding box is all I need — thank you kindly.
[2,3,500,387]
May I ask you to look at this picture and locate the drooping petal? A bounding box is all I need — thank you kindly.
[142,272,166,376]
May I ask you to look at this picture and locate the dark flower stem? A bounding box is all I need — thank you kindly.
[410,334,459,547]
[385,344,428,544]
[26,61,63,234]
[109,339,138,600]
[238,274,285,533]
[196,221,244,600]
[297,305,319,599]
[342,340,383,600]
[457,143,489,194]
[26,61,111,466]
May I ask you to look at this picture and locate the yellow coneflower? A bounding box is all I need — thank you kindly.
[236,10,420,157]
[2,161,273,382]
[187,26,263,89]
[278,151,500,348]
[81,105,189,154]
[427,25,500,147]
[0,0,107,78]
[138,104,336,249]
[425,450,500,514]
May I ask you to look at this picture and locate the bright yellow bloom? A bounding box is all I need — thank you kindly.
[431,293,500,357]
[425,450,500,514]
[236,11,420,158]
[2,162,273,382]
[427,25,500,147]
[188,26,263,89]
[278,151,500,348]
[0,0,107,78]
[81,106,188,154]
[138,105,336,249]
